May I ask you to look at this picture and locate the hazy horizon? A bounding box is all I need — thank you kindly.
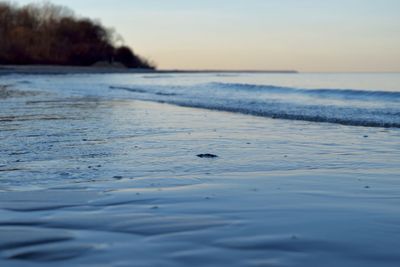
[12,0,400,72]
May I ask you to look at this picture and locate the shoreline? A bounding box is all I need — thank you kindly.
[0,65,298,75]
[0,75,399,266]
[0,65,155,75]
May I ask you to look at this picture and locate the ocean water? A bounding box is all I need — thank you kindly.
[6,72,400,128]
[0,73,400,266]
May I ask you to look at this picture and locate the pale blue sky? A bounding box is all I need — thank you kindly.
[14,0,400,71]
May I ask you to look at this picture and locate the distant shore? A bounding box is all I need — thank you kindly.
[0,65,155,75]
[0,65,298,75]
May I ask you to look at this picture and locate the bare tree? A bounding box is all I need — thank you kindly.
[0,2,154,68]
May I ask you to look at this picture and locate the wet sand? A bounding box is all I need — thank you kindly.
[0,81,400,266]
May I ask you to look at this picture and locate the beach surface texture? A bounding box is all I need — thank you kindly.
[0,72,399,266]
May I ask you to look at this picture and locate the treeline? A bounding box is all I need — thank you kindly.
[0,2,154,68]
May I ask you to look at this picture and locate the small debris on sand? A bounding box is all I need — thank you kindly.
[197,154,218,158]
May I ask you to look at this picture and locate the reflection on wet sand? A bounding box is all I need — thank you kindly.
[1,78,400,266]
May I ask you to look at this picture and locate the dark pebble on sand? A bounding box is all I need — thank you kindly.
[197,153,218,158]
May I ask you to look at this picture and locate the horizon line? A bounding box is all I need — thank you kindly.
[158,69,400,74]
[157,69,299,74]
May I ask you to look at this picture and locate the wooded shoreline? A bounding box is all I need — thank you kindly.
[0,65,298,75]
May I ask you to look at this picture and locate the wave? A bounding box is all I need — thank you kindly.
[210,82,400,101]
[109,82,400,128]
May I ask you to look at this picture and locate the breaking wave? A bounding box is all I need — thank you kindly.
[109,82,400,128]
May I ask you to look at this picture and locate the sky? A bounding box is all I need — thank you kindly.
[14,0,400,72]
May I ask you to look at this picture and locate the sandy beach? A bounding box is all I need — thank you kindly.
[0,73,399,266]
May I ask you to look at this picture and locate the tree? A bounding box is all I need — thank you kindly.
[0,2,154,68]
[115,46,153,68]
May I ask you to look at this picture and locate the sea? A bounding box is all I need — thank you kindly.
[0,72,399,266]
[6,72,400,128]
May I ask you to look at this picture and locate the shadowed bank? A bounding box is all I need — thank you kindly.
[0,2,155,69]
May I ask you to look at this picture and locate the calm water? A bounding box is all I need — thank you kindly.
[5,72,400,128]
